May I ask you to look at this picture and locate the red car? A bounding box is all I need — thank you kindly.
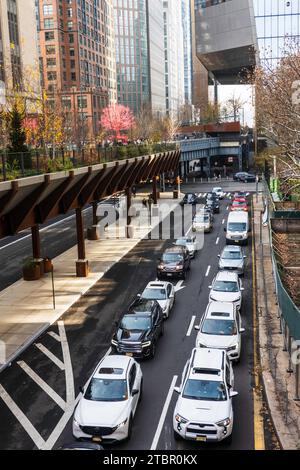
[231,200,248,212]
[233,196,247,204]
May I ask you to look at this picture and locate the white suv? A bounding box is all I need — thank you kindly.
[209,271,244,311]
[173,348,238,444]
[139,281,175,319]
[195,302,245,362]
[73,355,143,443]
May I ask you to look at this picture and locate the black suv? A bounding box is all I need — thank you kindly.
[205,196,220,214]
[111,298,164,359]
[157,246,190,280]
[180,193,199,206]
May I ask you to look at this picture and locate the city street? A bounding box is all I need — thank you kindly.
[0,181,275,451]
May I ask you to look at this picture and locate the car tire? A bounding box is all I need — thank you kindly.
[160,322,164,337]
[138,379,143,403]
[182,271,186,280]
[126,415,133,441]
[150,342,156,359]
[174,430,181,441]
[224,433,233,445]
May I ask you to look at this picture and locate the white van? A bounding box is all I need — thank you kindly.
[225,211,249,245]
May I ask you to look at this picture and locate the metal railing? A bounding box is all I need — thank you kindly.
[0,143,178,182]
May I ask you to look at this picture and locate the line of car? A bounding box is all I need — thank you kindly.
[172,189,251,445]
[72,188,250,447]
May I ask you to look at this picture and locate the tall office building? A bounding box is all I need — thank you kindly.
[254,0,300,65]
[37,0,116,138]
[163,0,185,117]
[114,0,165,116]
[182,0,192,104]
[0,0,40,96]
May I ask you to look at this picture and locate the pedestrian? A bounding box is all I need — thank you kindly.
[142,197,147,208]
[132,185,136,197]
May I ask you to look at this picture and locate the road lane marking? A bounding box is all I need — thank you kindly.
[205,265,211,277]
[47,331,61,342]
[251,202,265,450]
[203,193,207,198]
[0,384,46,449]
[216,237,220,245]
[35,343,65,371]
[222,219,225,225]
[226,206,229,211]
[186,316,196,337]
[174,280,185,293]
[150,375,178,450]
[185,225,192,236]
[58,321,75,404]
[17,361,66,410]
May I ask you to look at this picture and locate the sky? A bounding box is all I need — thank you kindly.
[209,85,255,127]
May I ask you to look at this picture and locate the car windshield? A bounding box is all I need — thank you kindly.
[121,315,152,330]
[202,319,237,336]
[176,239,187,247]
[213,281,239,292]
[162,253,183,262]
[213,188,221,193]
[228,223,247,232]
[142,288,166,300]
[222,250,242,260]
[84,378,128,402]
[183,379,227,401]
[194,215,208,223]
[233,201,245,206]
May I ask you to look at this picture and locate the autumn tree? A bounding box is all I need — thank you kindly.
[223,93,246,122]
[100,104,135,141]
[132,105,155,141]
[253,40,300,196]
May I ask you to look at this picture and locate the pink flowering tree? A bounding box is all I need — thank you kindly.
[100,104,135,141]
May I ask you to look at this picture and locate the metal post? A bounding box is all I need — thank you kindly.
[282,319,288,352]
[287,334,293,373]
[126,187,132,238]
[295,346,300,401]
[20,153,25,177]
[92,201,98,225]
[152,178,158,205]
[259,211,263,245]
[1,151,6,181]
[51,266,56,310]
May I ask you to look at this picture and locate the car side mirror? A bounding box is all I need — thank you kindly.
[244,256,247,259]
[218,254,221,258]
[79,386,84,394]
[114,320,119,327]
[230,391,238,398]
[170,293,175,299]
[208,285,212,289]
[224,228,227,232]
[132,389,139,397]
[240,328,246,333]
[194,325,200,331]
[174,387,181,394]
[240,287,245,291]
[137,294,141,298]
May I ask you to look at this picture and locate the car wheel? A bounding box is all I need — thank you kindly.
[138,379,143,403]
[182,271,186,280]
[174,430,181,441]
[224,432,233,445]
[160,322,164,337]
[150,342,156,359]
[126,415,133,441]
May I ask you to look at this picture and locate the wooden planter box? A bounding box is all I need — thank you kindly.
[43,258,53,273]
[23,264,41,281]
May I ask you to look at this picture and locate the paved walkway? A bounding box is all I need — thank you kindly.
[253,194,300,450]
[0,193,179,373]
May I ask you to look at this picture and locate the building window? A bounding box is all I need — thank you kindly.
[43,5,53,16]
[46,58,56,67]
[71,72,76,81]
[77,95,87,109]
[47,71,57,81]
[44,19,54,29]
[46,45,56,55]
[69,34,74,43]
[45,31,55,41]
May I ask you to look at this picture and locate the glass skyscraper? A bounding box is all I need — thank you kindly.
[254,0,300,64]
[114,0,165,115]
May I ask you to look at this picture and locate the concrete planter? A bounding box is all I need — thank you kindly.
[23,264,41,281]
[87,226,100,240]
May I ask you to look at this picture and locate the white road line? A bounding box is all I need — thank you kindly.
[227,193,231,197]
[35,343,65,371]
[222,219,226,225]
[216,237,220,245]
[17,361,66,410]
[150,375,178,450]
[104,347,112,357]
[47,331,61,342]
[205,265,211,277]
[186,316,196,337]
[174,280,185,293]
[185,225,192,236]
[0,208,91,251]
[58,321,75,404]
[0,384,46,449]
[226,206,229,211]
[203,193,207,198]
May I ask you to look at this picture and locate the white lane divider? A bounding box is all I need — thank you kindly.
[150,375,178,450]
[35,343,65,371]
[58,321,75,404]
[186,316,196,337]
[0,384,46,449]
[47,331,61,342]
[226,206,229,211]
[185,225,192,236]
[216,237,220,245]
[205,265,211,277]
[222,219,226,225]
[174,280,186,293]
[17,361,66,410]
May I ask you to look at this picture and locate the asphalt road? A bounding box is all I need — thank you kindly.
[0,181,262,450]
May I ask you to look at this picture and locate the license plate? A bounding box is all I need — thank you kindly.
[92,436,102,443]
[167,273,173,277]
[196,436,207,442]
[126,352,133,357]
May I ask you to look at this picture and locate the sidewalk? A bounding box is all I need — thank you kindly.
[253,195,300,449]
[0,193,179,373]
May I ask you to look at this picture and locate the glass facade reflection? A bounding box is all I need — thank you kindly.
[114,0,165,115]
[254,0,300,64]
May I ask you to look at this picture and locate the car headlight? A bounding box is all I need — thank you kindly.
[142,341,151,348]
[111,339,118,346]
[116,418,128,429]
[210,295,218,302]
[232,297,241,303]
[227,344,238,352]
[176,265,183,271]
[175,414,188,424]
[73,416,81,427]
[216,418,231,427]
